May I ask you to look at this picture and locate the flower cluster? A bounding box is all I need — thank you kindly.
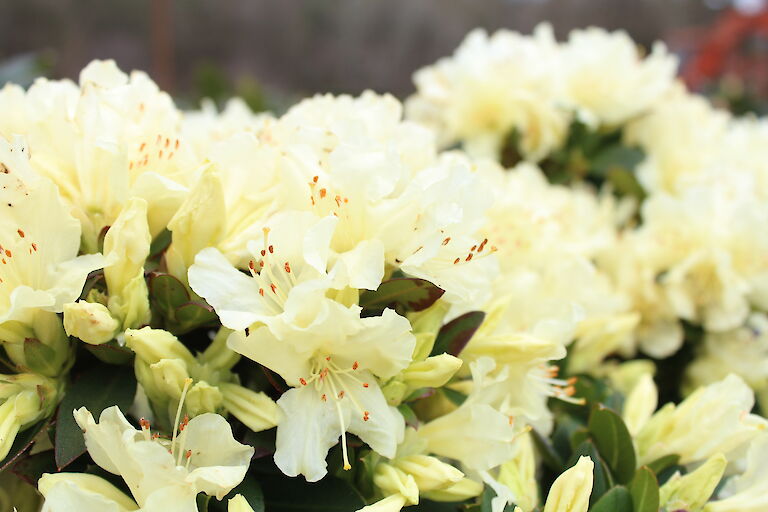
[0,23,766,512]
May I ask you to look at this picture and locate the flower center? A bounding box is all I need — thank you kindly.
[299,356,371,471]
[139,377,194,469]
[531,365,585,405]
[247,227,297,314]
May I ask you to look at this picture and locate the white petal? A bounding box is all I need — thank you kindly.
[345,374,405,459]
[338,309,415,379]
[227,328,311,386]
[188,247,267,330]
[182,413,254,499]
[331,240,385,290]
[274,386,345,482]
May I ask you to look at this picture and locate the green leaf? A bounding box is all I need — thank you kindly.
[359,278,444,313]
[149,272,190,319]
[567,441,610,504]
[148,228,172,258]
[12,449,57,485]
[441,387,467,407]
[55,364,137,469]
[397,403,419,429]
[588,405,637,484]
[171,301,218,334]
[629,466,660,512]
[591,145,644,177]
[646,454,680,476]
[197,493,211,512]
[23,337,59,376]
[84,340,134,365]
[260,474,365,511]
[430,311,485,357]
[530,428,564,472]
[0,418,50,473]
[589,485,633,512]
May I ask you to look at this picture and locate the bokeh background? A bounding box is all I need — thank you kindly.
[1,0,767,113]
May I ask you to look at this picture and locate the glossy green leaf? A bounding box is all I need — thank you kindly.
[84,340,134,365]
[172,301,218,334]
[149,272,189,318]
[629,466,660,512]
[148,228,172,258]
[55,364,136,469]
[430,311,485,357]
[646,454,680,476]
[197,494,211,512]
[530,428,564,472]
[567,441,609,504]
[588,405,637,484]
[12,449,57,485]
[359,278,444,313]
[589,485,633,512]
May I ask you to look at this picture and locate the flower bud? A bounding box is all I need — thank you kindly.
[4,312,71,377]
[220,382,279,432]
[166,166,226,283]
[125,327,196,367]
[421,478,483,502]
[185,381,224,416]
[622,373,657,436]
[381,379,408,406]
[356,494,408,512]
[391,454,463,492]
[407,301,449,361]
[374,464,419,505]
[229,494,256,512]
[401,354,462,394]
[63,301,119,345]
[199,327,239,371]
[103,198,151,304]
[660,454,726,512]
[107,271,150,330]
[543,456,593,512]
[498,431,538,512]
[148,359,191,399]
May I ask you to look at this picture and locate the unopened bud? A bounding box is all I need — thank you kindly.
[63,301,119,345]
[147,359,191,399]
[622,373,658,436]
[498,430,538,512]
[391,454,463,492]
[374,464,419,505]
[355,494,408,512]
[220,382,279,432]
[401,354,462,394]
[104,197,151,300]
[421,477,483,502]
[381,379,408,406]
[125,327,196,367]
[185,381,224,416]
[660,454,726,512]
[543,456,593,512]
[228,494,256,512]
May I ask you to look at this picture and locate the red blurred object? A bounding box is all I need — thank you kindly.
[683,7,768,91]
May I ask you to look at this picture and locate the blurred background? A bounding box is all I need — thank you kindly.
[1,0,767,114]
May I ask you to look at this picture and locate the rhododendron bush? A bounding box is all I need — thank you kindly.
[0,25,767,512]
